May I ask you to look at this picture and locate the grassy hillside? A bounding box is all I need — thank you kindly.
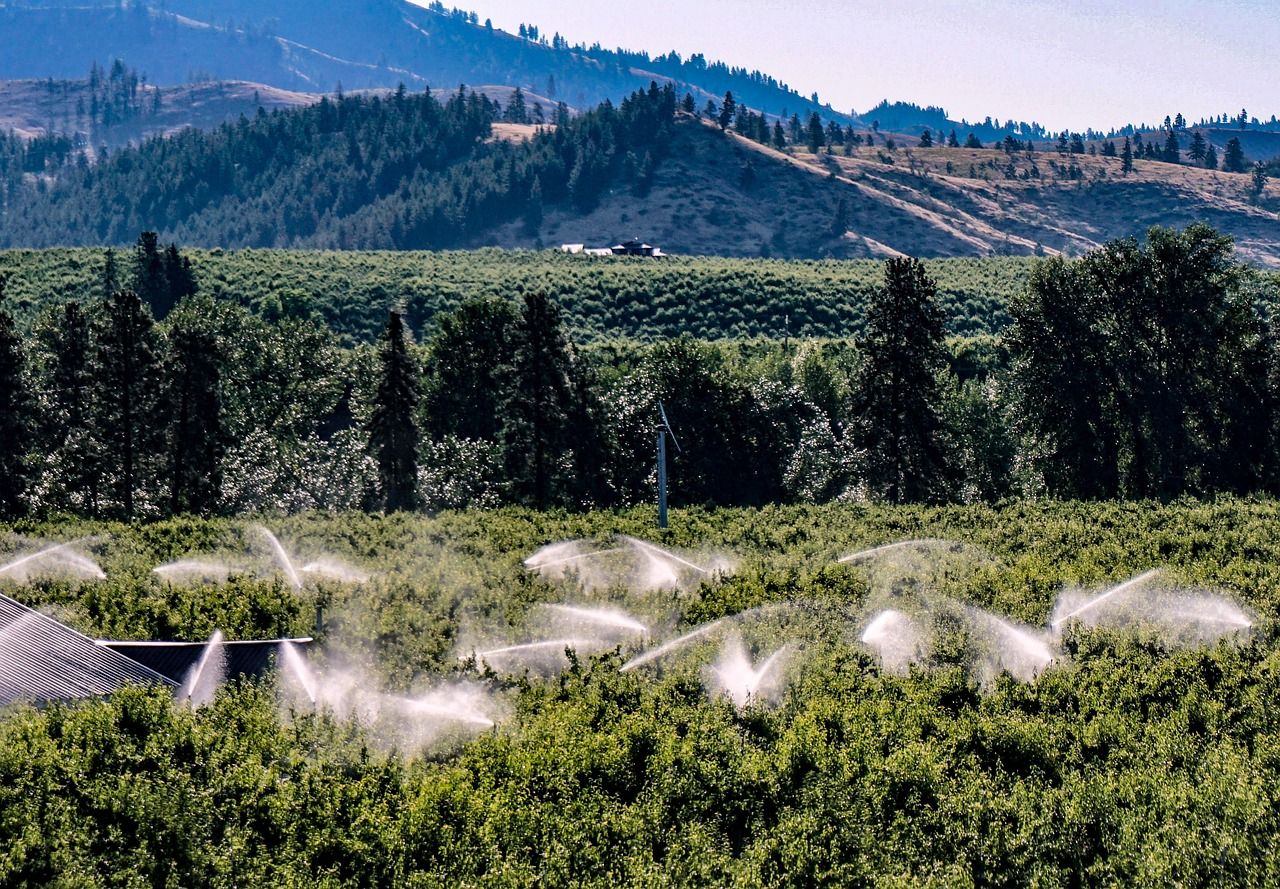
[6,103,1277,266]
[2,500,1279,884]
[749,130,1280,267]
[0,77,315,149]
[0,247,1034,343]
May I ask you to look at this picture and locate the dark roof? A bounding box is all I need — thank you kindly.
[101,638,314,685]
[0,593,175,706]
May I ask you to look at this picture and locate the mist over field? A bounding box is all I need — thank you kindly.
[2,1,1280,884]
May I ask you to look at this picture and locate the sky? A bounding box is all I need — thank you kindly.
[446,0,1279,132]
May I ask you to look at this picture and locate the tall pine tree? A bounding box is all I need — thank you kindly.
[368,310,421,512]
[1223,137,1248,173]
[501,292,575,508]
[93,289,162,520]
[850,258,949,502]
[34,301,100,513]
[0,277,35,518]
[717,91,736,131]
[162,309,226,515]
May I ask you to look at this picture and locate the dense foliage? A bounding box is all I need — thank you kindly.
[1008,225,1272,499]
[2,500,1280,886]
[3,225,1279,522]
[0,246,1030,344]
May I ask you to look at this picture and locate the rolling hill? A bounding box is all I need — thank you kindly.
[2,82,1275,266]
[508,121,1280,266]
[0,0,848,125]
[0,71,560,154]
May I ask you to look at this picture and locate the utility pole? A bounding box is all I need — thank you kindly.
[656,402,680,529]
[657,425,668,529]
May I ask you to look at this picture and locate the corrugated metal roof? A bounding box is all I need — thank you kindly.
[100,638,314,685]
[0,592,176,705]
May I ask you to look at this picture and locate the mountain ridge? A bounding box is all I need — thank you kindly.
[0,0,850,125]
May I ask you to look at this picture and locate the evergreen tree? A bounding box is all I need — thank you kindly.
[829,198,849,237]
[806,112,825,153]
[0,277,35,518]
[850,258,949,502]
[506,87,528,124]
[717,92,736,131]
[34,301,99,513]
[1189,130,1207,162]
[162,307,225,515]
[102,248,119,299]
[368,310,421,512]
[164,244,197,305]
[1204,144,1219,170]
[501,292,575,508]
[129,233,196,321]
[1121,137,1134,173]
[947,129,959,148]
[772,121,787,150]
[524,175,543,235]
[131,232,167,317]
[1223,137,1248,173]
[422,298,517,442]
[918,128,933,148]
[964,133,983,149]
[1254,163,1269,195]
[1163,129,1181,163]
[92,289,162,520]
[681,93,695,115]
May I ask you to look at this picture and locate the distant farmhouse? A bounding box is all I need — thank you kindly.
[560,238,666,257]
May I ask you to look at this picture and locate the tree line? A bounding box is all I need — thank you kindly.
[1,224,1277,519]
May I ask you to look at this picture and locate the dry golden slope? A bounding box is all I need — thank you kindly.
[495,116,1280,267]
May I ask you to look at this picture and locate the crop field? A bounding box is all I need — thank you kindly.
[0,248,1036,344]
[2,500,1279,886]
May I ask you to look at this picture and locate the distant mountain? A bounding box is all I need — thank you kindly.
[0,64,561,154]
[2,84,1277,266]
[858,101,1053,144]
[0,73,316,152]
[0,0,849,124]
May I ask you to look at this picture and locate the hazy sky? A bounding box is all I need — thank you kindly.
[449,0,1278,131]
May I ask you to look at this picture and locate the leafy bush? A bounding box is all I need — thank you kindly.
[2,502,1280,885]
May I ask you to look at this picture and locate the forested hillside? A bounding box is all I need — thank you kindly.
[0,0,845,123]
[0,83,680,250]
[3,81,1278,264]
